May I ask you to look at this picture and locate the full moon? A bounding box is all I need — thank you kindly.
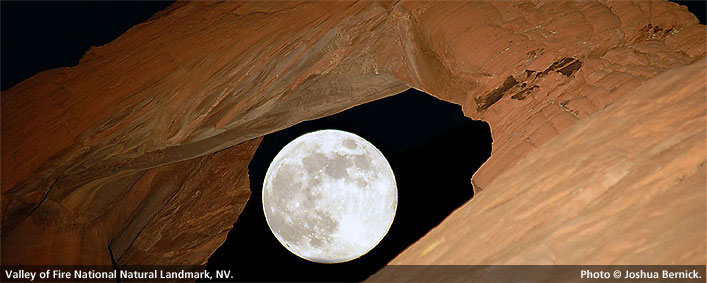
[262,129,397,263]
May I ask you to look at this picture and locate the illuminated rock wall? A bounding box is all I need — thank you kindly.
[1,1,704,266]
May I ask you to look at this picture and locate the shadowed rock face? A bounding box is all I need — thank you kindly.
[1,137,260,265]
[1,1,705,266]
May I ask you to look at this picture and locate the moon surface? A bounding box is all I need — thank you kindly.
[262,129,397,263]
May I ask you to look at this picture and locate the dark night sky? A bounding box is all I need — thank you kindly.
[1,1,174,90]
[0,1,704,282]
[206,89,491,282]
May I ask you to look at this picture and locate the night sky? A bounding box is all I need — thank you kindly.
[206,89,491,281]
[1,1,174,90]
[1,1,704,282]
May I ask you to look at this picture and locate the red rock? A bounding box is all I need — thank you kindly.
[370,58,706,273]
[1,0,704,267]
[116,138,260,265]
[1,138,259,265]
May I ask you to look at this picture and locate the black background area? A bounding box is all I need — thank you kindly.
[204,89,492,282]
[1,1,174,90]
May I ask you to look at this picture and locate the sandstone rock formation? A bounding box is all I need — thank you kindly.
[1,0,704,269]
[370,59,706,281]
[2,138,259,265]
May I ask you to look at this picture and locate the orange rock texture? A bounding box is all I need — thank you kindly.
[371,58,706,276]
[1,138,260,265]
[1,0,704,267]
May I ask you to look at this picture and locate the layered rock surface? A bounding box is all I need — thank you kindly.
[2,138,260,265]
[371,58,706,279]
[2,0,705,267]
